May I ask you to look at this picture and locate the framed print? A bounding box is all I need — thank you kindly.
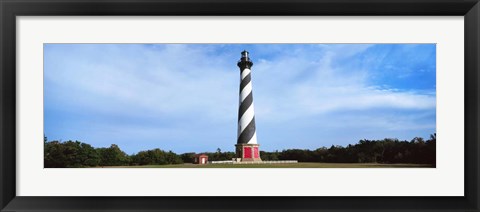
[1,0,479,211]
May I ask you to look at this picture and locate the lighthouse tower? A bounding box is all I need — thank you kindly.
[235,50,261,162]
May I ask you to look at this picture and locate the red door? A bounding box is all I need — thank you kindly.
[244,147,252,158]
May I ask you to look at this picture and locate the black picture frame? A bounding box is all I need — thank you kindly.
[1,0,479,211]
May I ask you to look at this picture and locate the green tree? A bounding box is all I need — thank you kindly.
[44,140,100,168]
[44,141,68,168]
[180,152,196,163]
[98,144,130,166]
[131,148,183,165]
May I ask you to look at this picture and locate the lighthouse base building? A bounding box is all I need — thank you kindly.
[235,144,261,162]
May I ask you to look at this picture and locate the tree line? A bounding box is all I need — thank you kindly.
[261,134,436,165]
[44,134,435,168]
[44,136,183,168]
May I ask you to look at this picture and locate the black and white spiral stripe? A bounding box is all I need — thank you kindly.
[237,67,257,144]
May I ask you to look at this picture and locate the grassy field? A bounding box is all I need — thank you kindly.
[100,162,433,168]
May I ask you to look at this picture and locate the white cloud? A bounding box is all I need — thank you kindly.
[251,44,435,123]
[45,44,238,121]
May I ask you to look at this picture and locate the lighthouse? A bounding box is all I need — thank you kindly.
[235,50,262,162]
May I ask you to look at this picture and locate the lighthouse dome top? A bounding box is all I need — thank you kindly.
[237,50,253,70]
[241,50,249,58]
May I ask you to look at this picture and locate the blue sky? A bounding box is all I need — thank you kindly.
[44,44,436,154]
